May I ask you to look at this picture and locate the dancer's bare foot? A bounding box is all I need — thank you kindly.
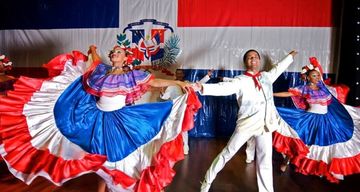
[280,157,290,173]
[280,164,288,172]
[98,178,107,192]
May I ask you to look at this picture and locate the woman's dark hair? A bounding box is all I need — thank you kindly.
[243,49,261,63]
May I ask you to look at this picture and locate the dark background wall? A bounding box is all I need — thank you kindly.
[338,0,360,106]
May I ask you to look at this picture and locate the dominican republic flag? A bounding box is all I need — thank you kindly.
[0,0,336,75]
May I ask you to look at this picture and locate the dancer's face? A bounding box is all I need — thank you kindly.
[307,70,321,84]
[110,48,127,67]
[244,51,261,72]
[175,69,185,81]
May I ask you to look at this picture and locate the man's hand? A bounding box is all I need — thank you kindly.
[207,69,214,77]
[191,82,203,92]
[289,50,298,57]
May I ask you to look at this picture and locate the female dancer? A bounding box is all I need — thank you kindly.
[0,44,200,191]
[273,57,360,183]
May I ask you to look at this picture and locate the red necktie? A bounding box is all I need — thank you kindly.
[244,71,262,90]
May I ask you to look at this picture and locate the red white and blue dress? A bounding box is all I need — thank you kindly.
[273,81,360,183]
[0,51,201,191]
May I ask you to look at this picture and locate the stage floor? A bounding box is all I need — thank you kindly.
[1,137,359,192]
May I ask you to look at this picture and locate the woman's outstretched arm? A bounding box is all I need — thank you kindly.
[148,78,191,92]
[273,92,294,97]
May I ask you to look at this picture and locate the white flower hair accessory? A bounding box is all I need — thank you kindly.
[300,57,323,81]
[0,54,13,71]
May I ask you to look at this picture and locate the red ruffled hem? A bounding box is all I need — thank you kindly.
[0,56,107,184]
[43,51,87,78]
[330,84,350,104]
[273,131,309,159]
[273,131,360,183]
[136,89,201,191]
[100,90,201,191]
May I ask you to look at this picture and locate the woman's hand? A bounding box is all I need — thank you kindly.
[87,45,101,62]
[176,80,193,93]
[159,87,166,95]
[88,45,97,55]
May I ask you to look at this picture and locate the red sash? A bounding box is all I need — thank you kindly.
[244,71,262,90]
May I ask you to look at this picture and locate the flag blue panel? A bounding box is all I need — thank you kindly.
[0,0,119,29]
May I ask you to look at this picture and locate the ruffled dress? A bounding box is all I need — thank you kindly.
[273,82,360,183]
[0,51,201,191]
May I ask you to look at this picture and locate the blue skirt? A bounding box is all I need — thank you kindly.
[277,98,354,146]
[54,77,173,162]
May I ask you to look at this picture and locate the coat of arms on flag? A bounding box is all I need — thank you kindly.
[121,19,181,69]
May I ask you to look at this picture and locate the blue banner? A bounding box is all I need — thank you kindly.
[0,0,119,29]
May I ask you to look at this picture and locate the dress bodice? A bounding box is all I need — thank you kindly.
[96,95,126,111]
[307,103,328,114]
[289,82,332,112]
[83,63,153,105]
